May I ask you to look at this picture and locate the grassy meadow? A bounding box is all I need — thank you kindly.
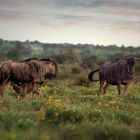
[0,78,140,140]
[0,39,140,140]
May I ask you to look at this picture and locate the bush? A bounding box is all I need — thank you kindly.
[73,77,90,86]
[45,107,84,124]
[0,112,36,130]
[71,67,81,74]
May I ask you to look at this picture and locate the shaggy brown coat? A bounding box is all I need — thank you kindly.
[88,57,137,95]
[0,58,58,96]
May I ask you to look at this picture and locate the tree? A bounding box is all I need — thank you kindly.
[7,41,22,60]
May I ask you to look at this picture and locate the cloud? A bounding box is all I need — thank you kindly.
[0,0,140,45]
[0,9,28,21]
[23,0,140,10]
[0,0,140,22]
[39,12,97,30]
[0,0,23,7]
[112,20,140,33]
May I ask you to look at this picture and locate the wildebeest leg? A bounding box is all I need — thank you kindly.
[32,80,37,93]
[16,85,27,100]
[17,95,20,100]
[103,83,109,94]
[17,93,26,100]
[38,88,43,97]
[124,83,130,95]
[117,84,121,96]
[17,91,26,100]
[99,80,105,94]
[0,86,3,96]
[0,78,9,96]
[32,86,42,97]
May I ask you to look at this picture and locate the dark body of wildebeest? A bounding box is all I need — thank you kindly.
[88,57,138,95]
[0,58,58,97]
[11,81,43,98]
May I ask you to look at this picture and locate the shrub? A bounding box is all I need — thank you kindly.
[74,77,90,86]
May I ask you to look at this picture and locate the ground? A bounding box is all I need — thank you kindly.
[0,79,140,140]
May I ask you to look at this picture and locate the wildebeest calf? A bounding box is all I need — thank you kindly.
[11,81,43,99]
[88,57,138,95]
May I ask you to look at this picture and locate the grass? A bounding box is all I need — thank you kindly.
[0,79,140,140]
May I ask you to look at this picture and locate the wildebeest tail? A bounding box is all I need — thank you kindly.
[54,61,58,77]
[0,68,1,84]
[88,69,99,81]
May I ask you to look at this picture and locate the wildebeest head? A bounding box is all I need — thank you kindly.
[40,58,58,79]
[127,57,136,65]
[126,57,139,75]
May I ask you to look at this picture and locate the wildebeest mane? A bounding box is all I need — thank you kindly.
[21,58,58,76]
[109,58,121,63]
[20,57,39,62]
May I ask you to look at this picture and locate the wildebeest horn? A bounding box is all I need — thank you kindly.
[134,58,140,61]
[121,55,127,59]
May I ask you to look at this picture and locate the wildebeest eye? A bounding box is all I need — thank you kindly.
[17,82,22,86]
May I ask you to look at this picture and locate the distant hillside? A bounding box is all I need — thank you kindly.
[0,38,140,77]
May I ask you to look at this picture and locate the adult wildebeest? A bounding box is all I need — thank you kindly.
[88,57,138,95]
[0,58,58,96]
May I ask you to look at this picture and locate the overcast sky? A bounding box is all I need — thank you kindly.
[0,0,140,46]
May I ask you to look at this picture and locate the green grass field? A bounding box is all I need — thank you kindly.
[0,79,140,140]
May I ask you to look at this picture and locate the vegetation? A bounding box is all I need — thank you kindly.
[0,80,140,140]
[0,38,140,139]
[0,39,140,76]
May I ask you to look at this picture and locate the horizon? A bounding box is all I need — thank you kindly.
[1,37,140,47]
[0,0,140,46]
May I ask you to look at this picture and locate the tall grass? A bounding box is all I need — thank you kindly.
[0,80,140,140]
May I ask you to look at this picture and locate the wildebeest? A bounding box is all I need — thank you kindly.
[11,81,43,99]
[0,58,58,96]
[88,57,138,95]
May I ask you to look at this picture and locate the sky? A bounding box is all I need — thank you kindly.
[0,0,140,46]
